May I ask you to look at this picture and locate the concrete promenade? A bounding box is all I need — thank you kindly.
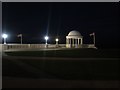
[3,77,119,88]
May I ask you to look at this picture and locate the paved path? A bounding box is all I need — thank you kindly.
[3,77,119,88]
[3,48,68,52]
[3,55,119,61]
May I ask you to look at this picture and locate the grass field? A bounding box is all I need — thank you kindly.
[22,59,119,80]
[3,59,37,78]
[3,59,119,80]
[5,48,120,58]
[3,48,119,80]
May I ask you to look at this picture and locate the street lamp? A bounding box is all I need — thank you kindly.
[17,34,22,44]
[55,38,59,45]
[44,36,49,48]
[89,32,95,47]
[44,36,49,44]
[2,34,8,44]
[55,38,59,48]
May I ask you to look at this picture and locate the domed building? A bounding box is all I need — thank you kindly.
[66,30,83,48]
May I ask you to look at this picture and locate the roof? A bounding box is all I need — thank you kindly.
[68,30,81,36]
[66,30,83,39]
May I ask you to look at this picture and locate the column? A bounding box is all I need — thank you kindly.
[66,38,68,44]
[81,38,83,44]
[68,39,69,44]
[69,38,71,47]
[72,39,74,47]
[78,38,79,45]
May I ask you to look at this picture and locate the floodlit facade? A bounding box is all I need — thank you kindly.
[66,30,83,48]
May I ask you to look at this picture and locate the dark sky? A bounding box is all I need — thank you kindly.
[2,2,120,48]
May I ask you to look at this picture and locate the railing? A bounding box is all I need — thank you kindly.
[2,44,95,51]
[2,44,66,50]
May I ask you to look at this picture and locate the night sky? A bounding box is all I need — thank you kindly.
[2,2,119,48]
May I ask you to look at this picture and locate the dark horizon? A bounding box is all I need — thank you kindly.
[2,2,119,48]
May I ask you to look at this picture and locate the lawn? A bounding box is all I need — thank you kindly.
[3,48,119,80]
[5,48,120,58]
[3,59,39,78]
[3,58,119,80]
[20,59,119,80]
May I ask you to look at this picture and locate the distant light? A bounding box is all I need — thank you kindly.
[55,38,59,42]
[44,36,49,45]
[44,36,49,40]
[2,34,8,39]
[2,33,8,44]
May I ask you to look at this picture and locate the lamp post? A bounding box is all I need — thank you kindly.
[90,32,95,47]
[17,34,22,44]
[2,34,8,44]
[55,38,59,48]
[44,36,49,48]
[55,38,59,45]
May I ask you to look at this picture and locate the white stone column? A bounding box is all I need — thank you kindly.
[78,38,79,45]
[81,38,83,44]
[72,39,74,47]
[66,38,69,48]
[67,39,69,44]
[69,38,71,48]
[66,38,68,44]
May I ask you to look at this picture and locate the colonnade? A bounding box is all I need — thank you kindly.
[66,38,83,47]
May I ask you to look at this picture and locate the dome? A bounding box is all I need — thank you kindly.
[68,30,81,36]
